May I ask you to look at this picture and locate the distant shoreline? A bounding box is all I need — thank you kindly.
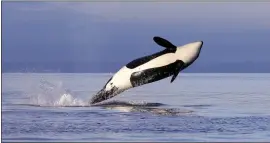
[3,62,270,73]
[2,72,270,74]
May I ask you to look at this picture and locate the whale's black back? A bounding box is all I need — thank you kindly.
[126,48,176,69]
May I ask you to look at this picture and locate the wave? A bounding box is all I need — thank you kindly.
[92,100,166,107]
[23,78,194,115]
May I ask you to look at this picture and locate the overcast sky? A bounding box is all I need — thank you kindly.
[2,2,270,72]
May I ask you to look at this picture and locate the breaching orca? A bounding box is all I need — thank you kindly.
[90,36,203,104]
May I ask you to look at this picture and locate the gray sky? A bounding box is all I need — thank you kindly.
[2,2,270,72]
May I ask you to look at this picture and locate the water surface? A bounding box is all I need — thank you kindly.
[2,73,270,142]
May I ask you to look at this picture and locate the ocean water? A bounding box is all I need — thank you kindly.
[2,73,270,142]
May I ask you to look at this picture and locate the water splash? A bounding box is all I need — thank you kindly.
[28,79,87,107]
[54,93,86,106]
[24,78,193,116]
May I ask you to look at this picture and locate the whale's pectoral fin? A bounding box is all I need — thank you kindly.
[153,36,177,52]
[171,60,185,83]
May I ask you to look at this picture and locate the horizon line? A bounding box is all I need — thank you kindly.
[2,72,270,74]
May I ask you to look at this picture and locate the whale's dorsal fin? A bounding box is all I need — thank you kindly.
[153,36,177,51]
[171,60,185,83]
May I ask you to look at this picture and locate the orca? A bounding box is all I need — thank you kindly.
[90,36,203,104]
